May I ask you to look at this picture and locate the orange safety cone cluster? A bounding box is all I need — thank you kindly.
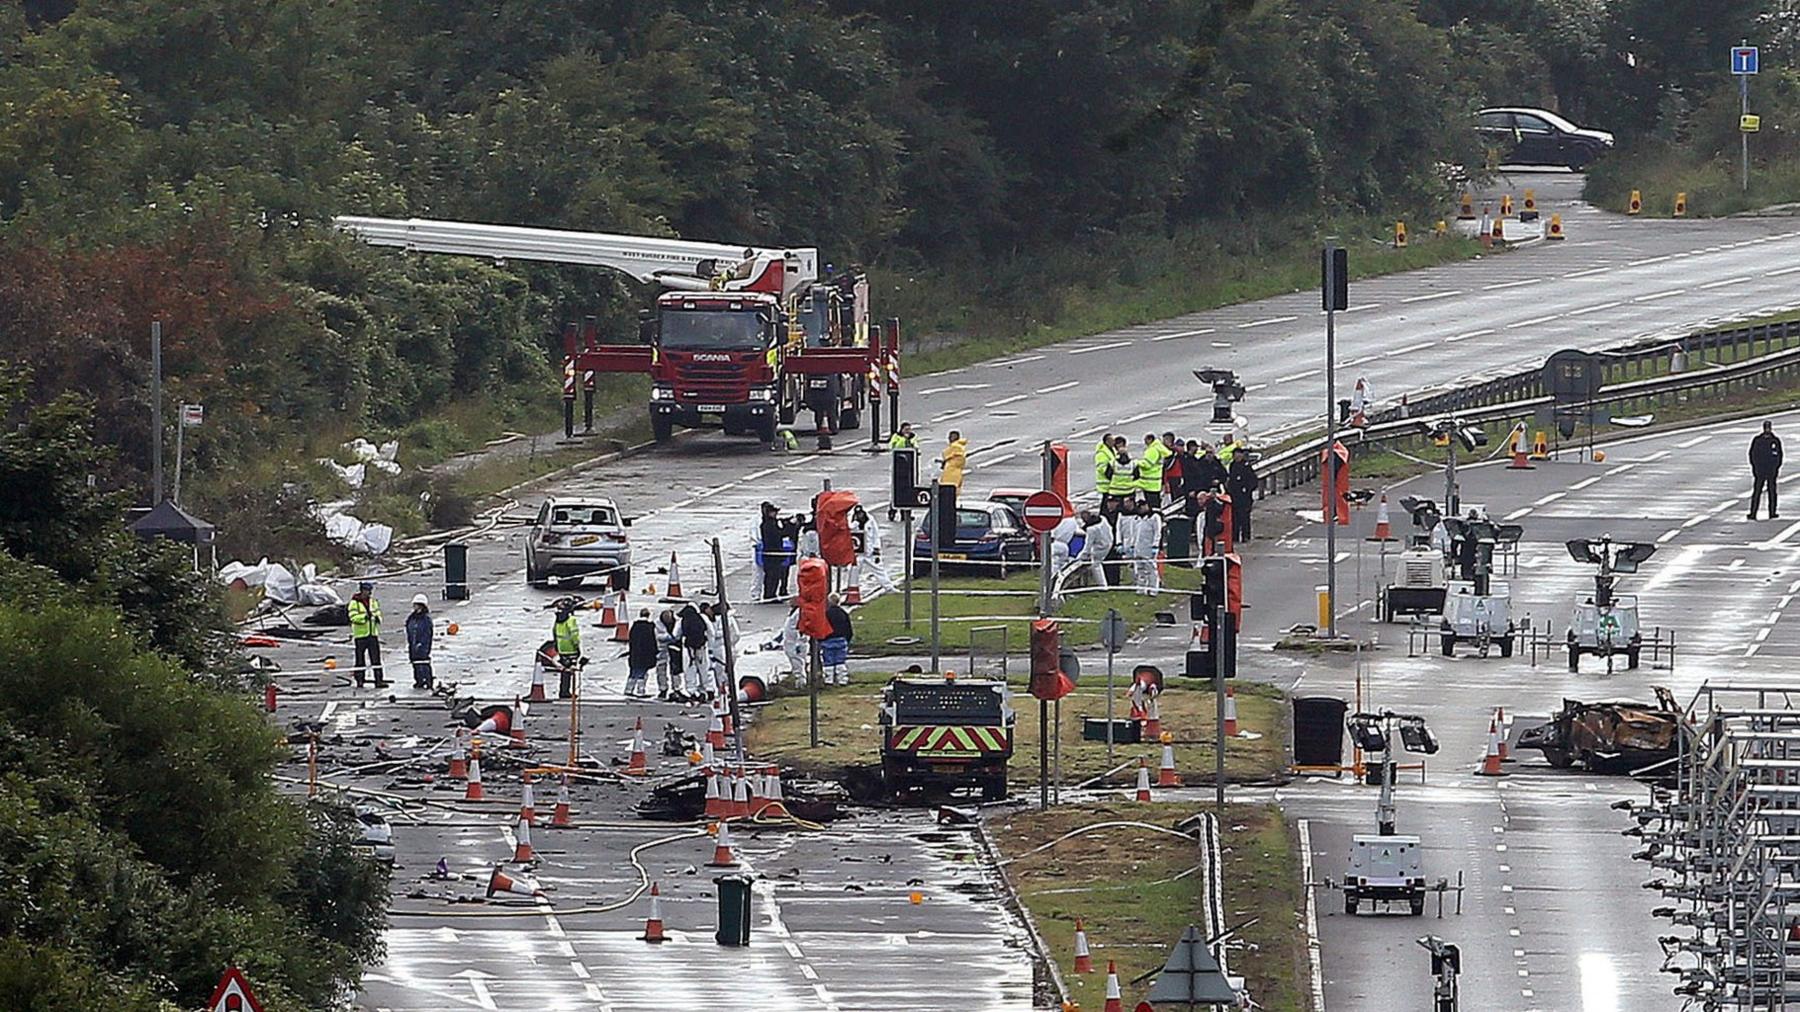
[1134,761,1153,802]
[707,821,740,868]
[624,717,650,777]
[1103,960,1125,1012]
[598,590,618,627]
[1369,494,1395,542]
[1142,691,1162,740]
[1223,683,1240,738]
[705,768,729,819]
[1476,713,1509,777]
[640,881,668,943]
[1157,733,1181,788]
[1073,919,1095,973]
[716,695,735,738]
[551,774,574,827]
[706,711,727,750]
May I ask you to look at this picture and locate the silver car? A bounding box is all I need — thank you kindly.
[525,497,632,589]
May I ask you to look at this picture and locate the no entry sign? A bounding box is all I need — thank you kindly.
[1021,490,1070,533]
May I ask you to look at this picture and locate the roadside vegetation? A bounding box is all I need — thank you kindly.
[997,802,1309,1012]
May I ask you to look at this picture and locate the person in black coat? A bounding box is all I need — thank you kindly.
[1226,454,1257,542]
[677,603,709,700]
[1750,420,1784,520]
[625,609,658,699]
[759,501,789,602]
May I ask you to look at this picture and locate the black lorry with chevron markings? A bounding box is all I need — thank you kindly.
[879,675,1016,802]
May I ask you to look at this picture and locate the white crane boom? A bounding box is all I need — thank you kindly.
[332,216,818,299]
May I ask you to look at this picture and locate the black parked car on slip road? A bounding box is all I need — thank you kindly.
[1477,107,1614,171]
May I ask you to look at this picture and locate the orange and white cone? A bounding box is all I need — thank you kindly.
[1143,691,1162,740]
[524,662,549,703]
[612,591,631,643]
[449,729,469,780]
[750,768,770,817]
[706,712,726,750]
[486,866,542,898]
[512,815,535,862]
[765,765,785,812]
[1158,735,1181,788]
[624,717,649,777]
[704,769,729,819]
[1103,960,1125,1012]
[1497,707,1513,763]
[550,774,573,828]
[519,772,537,825]
[732,770,752,819]
[666,553,683,599]
[1224,684,1240,738]
[1134,761,1153,802]
[1073,919,1094,973]
[1508,425,1535,470]
[465,745,485,802]
[598,590,618,628]
[707,821,740,868]
[1369,494,1394,542]
[640,881,668,942]
[844,577,863,606]
[1476,716,1508,777]
[510,697,528,746]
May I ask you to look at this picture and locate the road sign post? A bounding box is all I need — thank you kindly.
[1322,247,1349,639]
[1100,608,1128,764]
[1733,43,1759,194]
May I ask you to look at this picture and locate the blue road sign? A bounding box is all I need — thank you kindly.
[1732,46,1759,75]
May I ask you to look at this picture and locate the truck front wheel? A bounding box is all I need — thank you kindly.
[652,413,673,443]
[1409,895,1426,917]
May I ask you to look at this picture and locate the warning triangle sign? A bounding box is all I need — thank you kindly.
[207,967,265,1012]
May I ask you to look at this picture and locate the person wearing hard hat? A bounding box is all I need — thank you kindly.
[405,594,434,690]
[349,581,387,688]
[552,596,581,698]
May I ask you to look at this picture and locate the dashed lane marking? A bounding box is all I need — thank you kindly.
[1563,266,1613,278]
[1446,328,1495,343]
[1633,289,1685,302]
[1400,290,1460,304]
[1152,327,1216,342]
[1238,315,1298,328]
[1068,340,1132,355]
[1483,278,1542,291]
[1037,381,1080,394]
[1505,314,1559,329]
[1768,265,1800,277]
[1700,275,1755,289]
[1277,369,1321,382]
[1566,300,1623,317]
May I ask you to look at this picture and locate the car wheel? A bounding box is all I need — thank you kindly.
[1409,896,1426,917]
[526,564,549,590]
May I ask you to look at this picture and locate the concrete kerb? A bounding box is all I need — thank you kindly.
[974,815,1072,1008]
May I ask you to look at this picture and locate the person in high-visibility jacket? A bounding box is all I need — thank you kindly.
[938,430,968,491]
[1136,432,1169,508]
[348,581,387,688]
[1093,433,1115,499]
[552,596,582,698]
[1102,435,1136,505]
[1218,435,1238,468]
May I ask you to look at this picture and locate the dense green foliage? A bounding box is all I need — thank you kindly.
[0,386,388,1010]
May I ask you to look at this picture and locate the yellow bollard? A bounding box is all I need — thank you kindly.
[1393,220,1408,249]
[1628,189,1642,214]
[1531,430,1549,459]
[1317,586,1331,629]
[1547,213,1566,240]
[1457,192,1475,220]
[1500,193,1514,217]
[1674,192,1688,216]
[1523,189,1537,213]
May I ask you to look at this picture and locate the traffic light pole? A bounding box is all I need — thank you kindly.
[1325,303,1338,641]
[1039,440,1054,616]
[929,487,941,674]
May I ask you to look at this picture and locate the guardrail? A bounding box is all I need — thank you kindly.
[1253,318,1800,494]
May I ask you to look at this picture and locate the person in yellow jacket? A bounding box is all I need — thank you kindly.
[348,581,388,688]
[1136,432,1170,508]
[1102,434,1136,505]
[939,430,968,491]
[553,596,582,698]
[1092,433,1114,501]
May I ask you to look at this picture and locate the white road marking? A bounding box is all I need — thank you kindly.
[1505,314,1560,329]
[1503,507,1532,521]
[1298,820,1327,1012]
[1570,476,1602,490]
[1483,278,1542,291]
[1446,328,1495,343]
[1037,381,1080,394]
[985,353,1045,367]
[1386,339,1438,356]
[1633,289,1685,302]
[1764,519,1800,546]
[1343,303,1381,313]
[1277,369,1321,382]
[1238,315,1298,329]
[1567,300,1623,317]
[1534,492,1566,505]
[1564,266,1613,278]
[991,394,1028,407]
[1118,410,1158,425]
[1629,255,1672,266]
[1675,434,1713,448]
[1700,275,1755,289]
[1400,290,1460,303]
[1068,340,1131,355]
[1767,264,1800,277]
[1152,327,1216,342]
[1657,529,1681,543]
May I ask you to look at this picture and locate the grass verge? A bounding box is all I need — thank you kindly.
[996,802,1309,1012]
[853,567,1204,655]
[1584,137,1800,217]
[743,676,1289,787]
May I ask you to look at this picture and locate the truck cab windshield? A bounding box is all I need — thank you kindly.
[659,310,766,350]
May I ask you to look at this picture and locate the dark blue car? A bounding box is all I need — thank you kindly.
[913,503,1037,577]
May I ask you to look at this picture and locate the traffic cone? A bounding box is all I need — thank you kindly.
[524,661,549,703]
[1547,214,1565,240]
[612,602,631,643]
[1490,215,1505,244]
[1369,494,1395,542]
[1507,425,1535,470]
[716,695,734,738]
[624,717,649,777]
[1224,683,1240,738]
[765,765,785,812]
[465,743,485,801]
[448,729,469,780]
[1478,207,1492,249]
[1500,193,1513,217]
[666,553,683,599]
[550,775,573,828]
[598,590,618,627]
[519,772,537,825]
[706,712,726,750]
[1674,191,1688,217]
[1393,220,1407,249]
[1497,707,1513,763]
[1628,189,1642,214]
[1103,960,1125,1012]
[1158,734,1181,788]
[486,866,542,898]
[510,697,528,745]
[704,769,729,819]
[707,821,740,868]
[1073,919,1094,973]
[640,881,668,943]
[1143,692,1162,740]
[1457,192,1475,220]
[1134,761,1153,802]
[750,767,770,817]
[1476,716,1508,777]
[1522,189,1537,217]
[512,816,535,862]
[844,577,863,606]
